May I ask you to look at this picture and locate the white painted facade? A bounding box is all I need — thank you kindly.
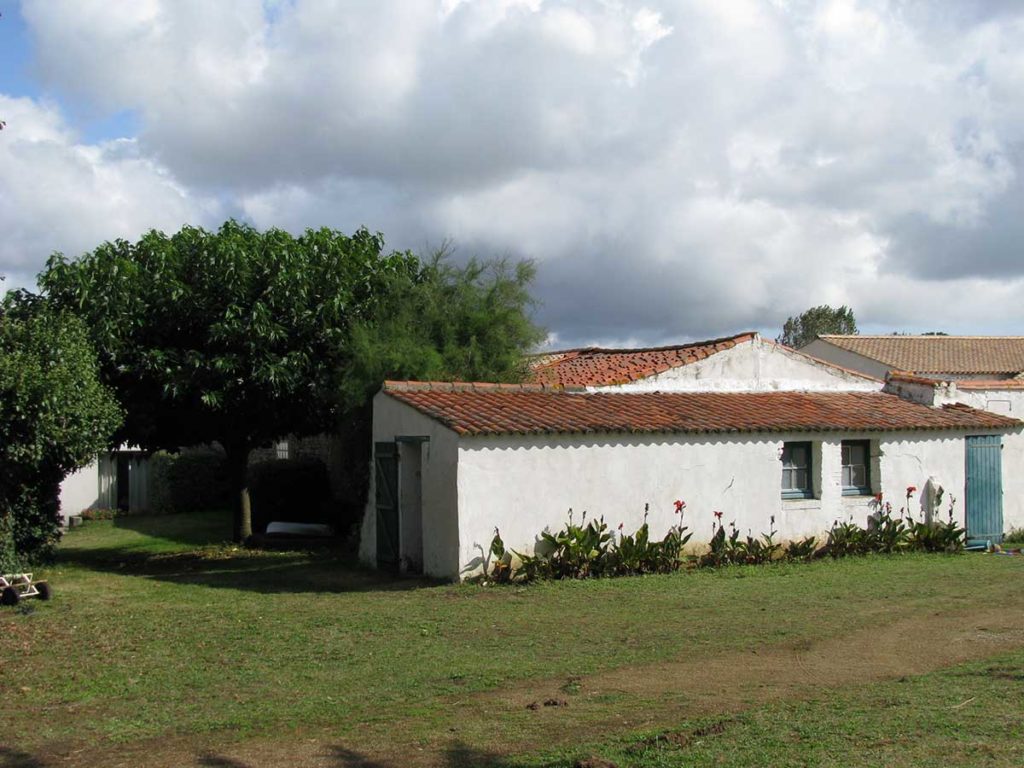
[885,377,1024,531]
[362,391,1011,580]
[58,461,101,521]
[362,336,1020,580]
[597,338,880,393]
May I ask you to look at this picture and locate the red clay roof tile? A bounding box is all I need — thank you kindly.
[382,385,1020,437]
[816,335,1024,375]
[528,332,758,387]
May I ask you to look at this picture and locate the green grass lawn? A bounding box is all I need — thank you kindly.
[2,511,1023,767]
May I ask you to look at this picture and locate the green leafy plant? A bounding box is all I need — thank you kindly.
[905,485,964,553]
[866,499,909,554]
[826,519,870,558]
[0,297,121,569]
[1004,526,1024,546]
[784,535,818,561]
[700,512,745,567]
[498,501,693,582]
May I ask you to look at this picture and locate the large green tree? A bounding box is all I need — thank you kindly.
[0,293,121,568]
[776,304,858,349]
[39,221,417,541]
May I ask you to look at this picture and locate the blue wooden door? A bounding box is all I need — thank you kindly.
[966,435,1003,546]
[374,442,400,570]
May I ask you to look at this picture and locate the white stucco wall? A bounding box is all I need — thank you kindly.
[57,461,101,523]
[453,428,996,579]
[885,379,1024,532]
[360,393,461,578]
[599,339,880,393]
[801,340,895,381]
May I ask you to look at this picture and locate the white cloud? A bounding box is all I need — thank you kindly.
[8,0,1024,342]
[0,95,218,288]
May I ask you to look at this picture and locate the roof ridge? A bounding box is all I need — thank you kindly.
[382,380,586,393]
[820,334,1024,340]
[534,331,758,358]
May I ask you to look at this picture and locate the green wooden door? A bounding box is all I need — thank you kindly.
[375,442,400,570]
[966,435,1003,546]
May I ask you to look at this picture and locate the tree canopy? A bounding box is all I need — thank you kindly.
[0,293,121,568]
[38,222,545,541]
[39,221,418,540]
[339,249,546,408]
[776,304,858,349]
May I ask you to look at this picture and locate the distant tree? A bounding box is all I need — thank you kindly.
[332,248,546,513]
[777,305,858,349]
[38,221,417,542]
[339,249,545,406]
[0,293,121,568]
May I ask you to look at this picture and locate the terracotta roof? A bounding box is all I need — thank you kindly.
[383,384,1020,437]
[815,335,1024,375]
[528,332,758,387]
[950,380,1024,391]
[886,371,944,387]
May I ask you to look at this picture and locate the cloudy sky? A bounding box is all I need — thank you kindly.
[1,0,1023,347]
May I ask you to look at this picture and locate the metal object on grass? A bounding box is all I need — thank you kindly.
[0,573,52,606]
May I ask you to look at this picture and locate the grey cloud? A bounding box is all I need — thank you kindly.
[8,0,1024,344]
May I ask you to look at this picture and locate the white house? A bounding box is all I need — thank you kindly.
[58,448,151,522]
[361,333,1020,580]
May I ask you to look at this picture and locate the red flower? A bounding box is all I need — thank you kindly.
[906,486,917,495]
[713,510,723,519]
[874,492,883,502]
[618,522,624,530]
[674,499,685,513]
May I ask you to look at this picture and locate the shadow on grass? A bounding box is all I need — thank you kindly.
[0,746,48,768]
[111,510,234,548]
[0,743,581,768]
[57,546,444,595]
[57,512,446,595]
[196,743,572,768]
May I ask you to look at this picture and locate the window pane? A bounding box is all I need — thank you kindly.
[850,465,866,487]
[841,441,870,490]
[782,442,812,494]
[848,443,866,465]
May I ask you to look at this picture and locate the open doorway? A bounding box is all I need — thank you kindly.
[397,438,426,573]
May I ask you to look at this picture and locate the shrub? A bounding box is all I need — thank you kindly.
[1004,527,1024,546]
[247,457,333,534]
[147,451,178,515]
[166,450,232,513]
[784,536,819,561]
[0,301,120,569]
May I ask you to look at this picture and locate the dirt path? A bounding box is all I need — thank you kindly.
[24,603,1024,768]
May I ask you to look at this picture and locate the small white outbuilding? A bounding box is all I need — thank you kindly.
[361,333,1021,580]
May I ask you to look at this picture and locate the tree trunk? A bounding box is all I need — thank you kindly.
[225,444,253,544]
